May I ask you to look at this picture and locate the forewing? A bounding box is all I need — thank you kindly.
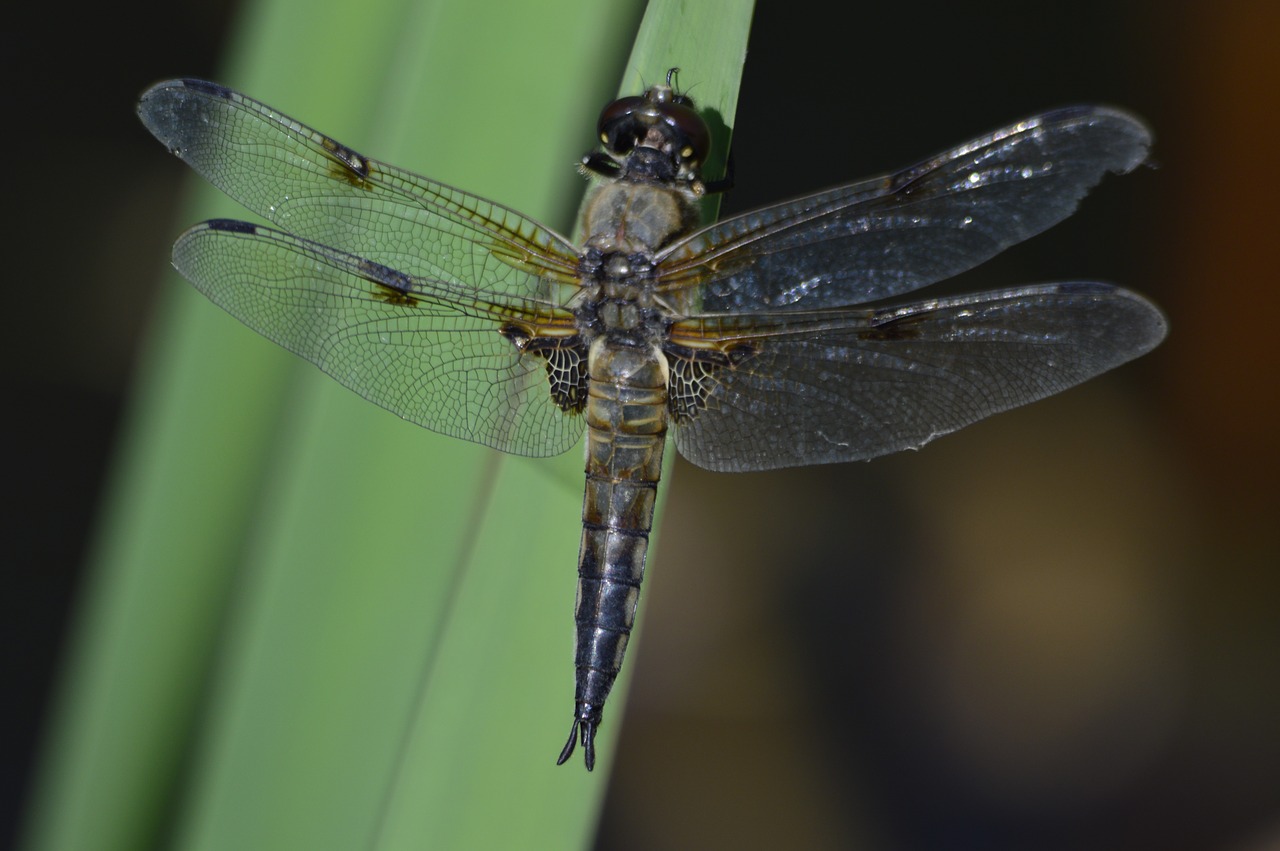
[138,79,581,305]
[670,283,1166,472]
[658,107,1151,312]
[175,220,583,458]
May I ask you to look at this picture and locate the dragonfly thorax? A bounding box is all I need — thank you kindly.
[570,243,671,340]
[581,182,700,256]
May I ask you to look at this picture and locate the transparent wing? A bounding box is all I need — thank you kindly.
[670,283,1166,472]
[138,78,581,305]
[658,107,1151,312]
[175,220,583,457]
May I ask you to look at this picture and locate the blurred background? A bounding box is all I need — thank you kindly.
[4,0,1277,849]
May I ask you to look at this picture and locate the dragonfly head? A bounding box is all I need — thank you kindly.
[593,68,711,188]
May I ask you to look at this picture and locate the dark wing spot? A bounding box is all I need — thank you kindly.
[181,78,234,99]
[542,343,589,413]
[322,136,372,185]
[505,329,588,414]
[862,310,926,341]
[205,218,259,235]
[1055,281,1115,296]
[664,342,752,423]
[499,323,531,351]
[359,258,419,306]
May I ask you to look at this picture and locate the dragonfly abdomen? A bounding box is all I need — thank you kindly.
[558,338,669,769]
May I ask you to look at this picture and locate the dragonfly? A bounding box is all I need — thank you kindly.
[138,71,1166,772]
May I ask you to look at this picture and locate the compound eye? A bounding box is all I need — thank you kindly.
[661,102,711,164]
[597,95,646,154]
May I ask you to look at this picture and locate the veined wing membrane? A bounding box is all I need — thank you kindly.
[659,107,1151,312]
[671,283,1166,472]
[138,79,581,305]
[175,219,583,457]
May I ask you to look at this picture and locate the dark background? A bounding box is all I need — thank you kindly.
[4,1,1277,849]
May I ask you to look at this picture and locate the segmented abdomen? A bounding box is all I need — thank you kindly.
[571,337,669,738]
